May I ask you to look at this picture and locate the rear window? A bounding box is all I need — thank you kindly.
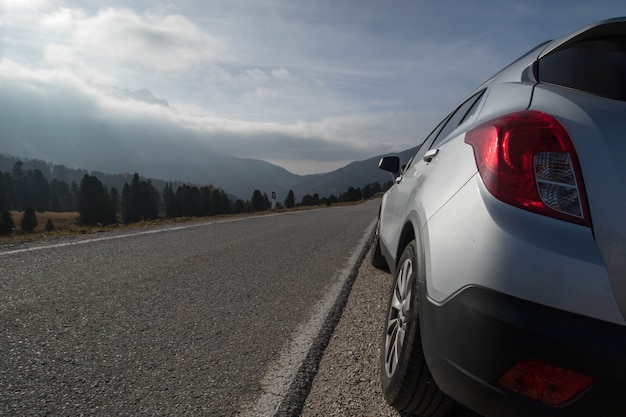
[538,37,626,101]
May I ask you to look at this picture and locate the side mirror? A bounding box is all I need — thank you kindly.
[379,156,400,174]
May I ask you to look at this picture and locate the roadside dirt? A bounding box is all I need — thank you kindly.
[300,249,481,417]
[300,254,400,417]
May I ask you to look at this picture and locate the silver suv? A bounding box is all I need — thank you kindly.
[372,17,626,417]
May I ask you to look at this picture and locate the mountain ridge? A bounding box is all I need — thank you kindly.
[0,145,419,203]
[0,86,421,200]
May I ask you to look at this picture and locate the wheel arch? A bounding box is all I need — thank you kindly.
[396,223,415,264]
[395,213,426,281]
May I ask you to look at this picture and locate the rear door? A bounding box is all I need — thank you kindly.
[379,91,485,265]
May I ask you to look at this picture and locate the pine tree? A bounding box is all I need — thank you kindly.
[30,169,50,212]
[251,190,265,212]
[211,188,223,215]
[284,190,295,209]
[234,199,245,213]
[109,188,119,223]
[0,172,8,211]
[263,193,270,210]
[0,210,15,236]
[78,175,114,226]
[200,186,211,216]
[121,183,133,224]
[163,183,177,218]
[221,192,231,214]
[121,175,159,223]
[21,207,37,233]
[128,174,142,222]
[11,161,26,210]
[141,180,159,220]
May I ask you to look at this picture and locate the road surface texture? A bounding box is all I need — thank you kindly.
[300,249,482,417]
[0,201,377,417]
[1,200,482,417]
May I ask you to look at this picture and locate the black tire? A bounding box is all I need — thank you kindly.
[371,216,389,270]
[380,240,454,417]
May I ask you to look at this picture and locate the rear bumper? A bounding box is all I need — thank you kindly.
[420,284,626,417]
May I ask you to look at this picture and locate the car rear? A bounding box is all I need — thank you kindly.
[532,19,626,323]
[419,17,626,417]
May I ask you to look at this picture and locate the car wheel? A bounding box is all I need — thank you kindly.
[371,215,388,270]
[380,240,454,417]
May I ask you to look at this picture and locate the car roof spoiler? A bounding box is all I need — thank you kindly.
[538,17,626,59]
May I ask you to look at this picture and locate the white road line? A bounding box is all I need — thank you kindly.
[236,219,376,417]
[0,214,279,256]
[0,207,343,257]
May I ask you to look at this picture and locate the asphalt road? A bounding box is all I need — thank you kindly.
[0,201,378,417]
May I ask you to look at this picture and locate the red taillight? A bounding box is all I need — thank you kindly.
[497,360,595,405]
[465,111,590,226]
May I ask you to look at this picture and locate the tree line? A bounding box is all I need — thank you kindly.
[0,160,390,236]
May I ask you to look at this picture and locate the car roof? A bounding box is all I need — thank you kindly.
[440,17,626,118]
[538,16,626,59]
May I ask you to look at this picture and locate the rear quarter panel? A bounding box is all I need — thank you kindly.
[423,173,624,325]
[530,85,626,322]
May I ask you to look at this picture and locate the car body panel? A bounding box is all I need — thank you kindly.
[377,16,626,417]
[378,44,542,273]
[424,174,624,324]
[378,18,626,324]
[530,85,626,322]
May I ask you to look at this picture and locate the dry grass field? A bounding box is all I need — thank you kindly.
[0,210,189,244]
[0,211,81,244]
[0,210,191,244]
[11,211,80,232]
[0,200,371,245]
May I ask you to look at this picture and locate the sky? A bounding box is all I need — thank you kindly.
[2,0,626,175]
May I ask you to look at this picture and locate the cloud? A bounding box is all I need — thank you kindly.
[4,2,498,128]
[0,57,416,176]
[5,0,626,176]
[39,7,223,74]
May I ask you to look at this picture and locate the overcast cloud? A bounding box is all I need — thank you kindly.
[1,0,626,174]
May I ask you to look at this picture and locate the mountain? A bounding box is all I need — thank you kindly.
[0,85,420,201]
[123,89,170,107]
[0,144,420,204]
[295,146,419,198]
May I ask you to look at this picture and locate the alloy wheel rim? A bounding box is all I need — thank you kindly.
[384,257,413,378]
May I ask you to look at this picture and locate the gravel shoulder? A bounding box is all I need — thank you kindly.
[300,253,401,417]
[300,248,481,417]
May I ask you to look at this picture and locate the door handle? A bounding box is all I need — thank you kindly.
[423,148,439,163]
